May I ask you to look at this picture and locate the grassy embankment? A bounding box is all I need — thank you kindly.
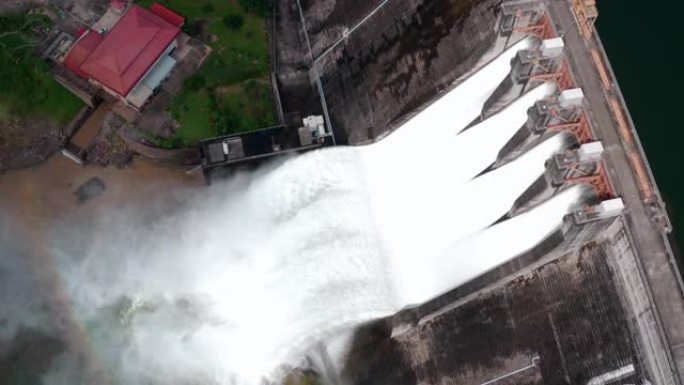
[0,13,82,124]
[139,0,276,148]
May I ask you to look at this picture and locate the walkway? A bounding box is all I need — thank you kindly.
[547,1,684,382]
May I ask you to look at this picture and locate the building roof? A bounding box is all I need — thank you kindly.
[149,3,185,27]
[141,54,177,90]
[127,54,178,108]
[64,5,181,96]
[64,30,103,78]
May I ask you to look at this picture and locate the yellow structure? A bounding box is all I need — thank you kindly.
[572,0,599,38]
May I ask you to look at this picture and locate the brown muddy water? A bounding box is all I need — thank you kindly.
[0,155,204,384]
[0,154,203,220]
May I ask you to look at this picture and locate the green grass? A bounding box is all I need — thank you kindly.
[138,0,275,147]
[215,79,276,135]
[0,13,82,125]
[169,89,215,143]
[0,103,10,121]
[33,80,84,124]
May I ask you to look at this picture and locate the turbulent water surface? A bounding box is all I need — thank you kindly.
[1,38,585,385]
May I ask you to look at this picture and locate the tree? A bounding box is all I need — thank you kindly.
[201,3,215,14]
[237,0,272,17]
[222,13,244,31]
[182,19,201,37]
[0,14,56,118]
[184,73,207,92]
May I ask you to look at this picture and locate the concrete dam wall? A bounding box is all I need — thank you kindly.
[274,0,504,144]
[342,219,676,385]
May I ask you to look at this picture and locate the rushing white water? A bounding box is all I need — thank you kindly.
[379,132,572,305]
[431,185,588,293]
[378,38,532,147]
[44,39,586,385]
[362,82,560,305]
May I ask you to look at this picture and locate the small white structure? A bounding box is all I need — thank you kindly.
[559,88,584,108]
[298,115,327,145]
[303,115,326,138]
[574,197,625,224]
[540,37,564,58]
[596,198,625,216]
[578,141,604,162]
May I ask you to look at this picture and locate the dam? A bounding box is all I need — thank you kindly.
[301,1,684,385]
[43,39,595,385]
[0,1,682,385]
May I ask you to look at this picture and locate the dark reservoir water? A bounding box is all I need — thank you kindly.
[597,3,684,265]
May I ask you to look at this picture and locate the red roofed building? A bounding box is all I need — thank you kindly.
[64,3,185,110]
[149,3,185,27]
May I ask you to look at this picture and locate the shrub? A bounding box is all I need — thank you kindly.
[0,13,81,123]
[153,136,186,149]
[201,3,215,14]
[237,0,272,17]
[222,13,244,31]
[184,74,207,91]
[214,108,244,136]
[182,19,201,37]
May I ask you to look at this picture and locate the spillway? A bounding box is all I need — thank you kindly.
[46,39,587,385]
[432,185,587,293]
[383,133,572,303]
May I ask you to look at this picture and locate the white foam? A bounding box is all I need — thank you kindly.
[431,185,586,294]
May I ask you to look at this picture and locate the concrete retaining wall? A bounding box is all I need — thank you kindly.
[117,130,201,166]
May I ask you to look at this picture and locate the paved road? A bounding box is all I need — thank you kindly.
[547,1,684,383]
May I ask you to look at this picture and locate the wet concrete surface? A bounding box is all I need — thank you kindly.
[274,0,502,144]
[345,244,645,385]
[315,0,500,143]
[272,0,326,122]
